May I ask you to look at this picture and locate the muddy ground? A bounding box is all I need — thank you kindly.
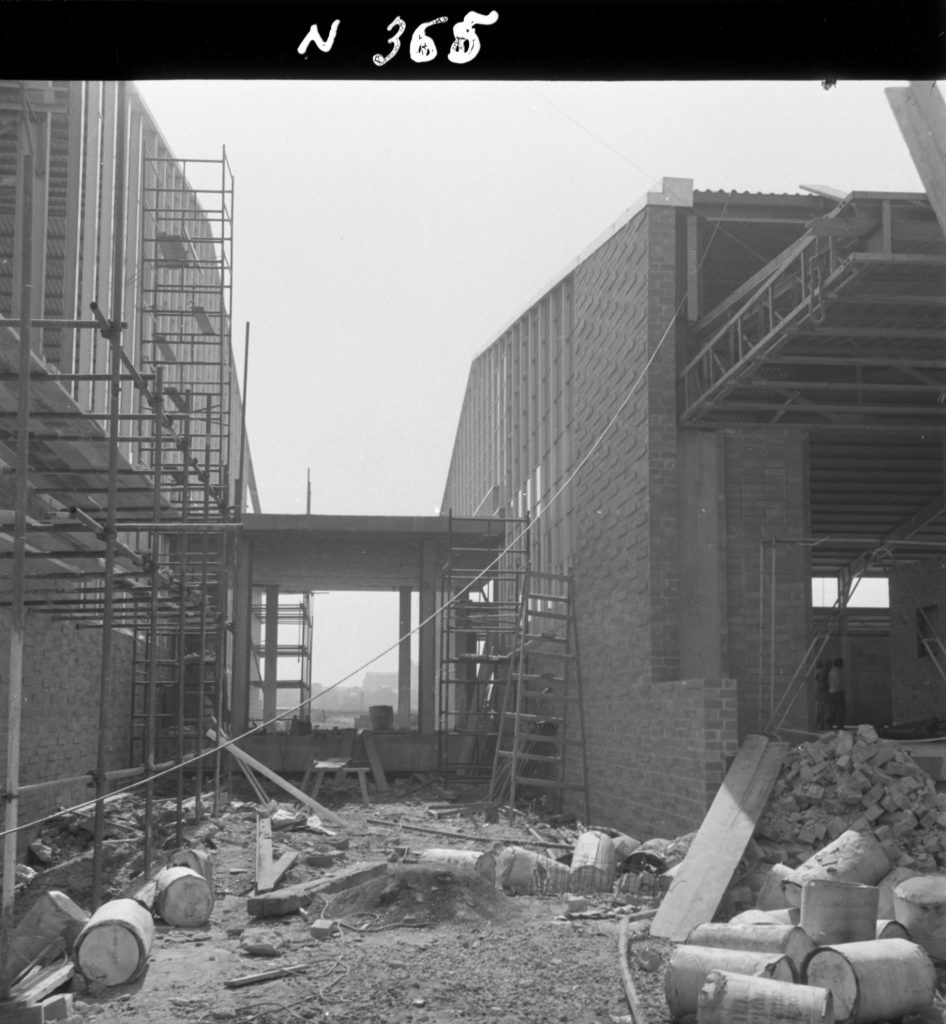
[14,774,675,1024]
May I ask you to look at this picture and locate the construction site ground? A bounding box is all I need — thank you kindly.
[19,725,946,1024]
[13,775,671,1024]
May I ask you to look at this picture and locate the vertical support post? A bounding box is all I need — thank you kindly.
[1,116,35,995]
[398,587,412,729]
[263,585,280,724]
[769,539,777,722]
[176,392,191,847]
[418,539,438,734]
[236,323,249,518]
[92,81,127,911]
[143,365,164,875]
[213,528,231,813]
[231,535,254,736]
[195,402,212,824]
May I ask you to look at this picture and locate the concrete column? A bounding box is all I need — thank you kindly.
[231,536,254,735]
[398,587,412,729]
[263,585,280,724]
[417,539,438,734]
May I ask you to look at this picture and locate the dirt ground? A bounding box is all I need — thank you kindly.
[13,775,676,1024]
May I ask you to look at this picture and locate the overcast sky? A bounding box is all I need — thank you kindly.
[134,79,926,692]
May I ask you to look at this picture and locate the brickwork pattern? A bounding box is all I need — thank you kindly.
[889,557,946,722]
[0,609,134,844]
[568,208,736,834]
[722,430,811,736]
[442,203,808,833]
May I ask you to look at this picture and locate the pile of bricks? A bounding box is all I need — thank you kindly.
[753,725,946,873]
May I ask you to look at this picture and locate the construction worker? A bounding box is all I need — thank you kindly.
[827,657,846,730]
[814,659,830,730]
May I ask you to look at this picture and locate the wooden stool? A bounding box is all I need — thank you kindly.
[303,759,371,807]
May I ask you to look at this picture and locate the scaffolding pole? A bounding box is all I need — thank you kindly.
[0,113,34,995]
[91,80,128,911]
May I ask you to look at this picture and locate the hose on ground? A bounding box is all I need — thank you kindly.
[617,913,649,1024]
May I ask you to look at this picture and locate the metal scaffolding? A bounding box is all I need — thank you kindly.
[0,80,248,985]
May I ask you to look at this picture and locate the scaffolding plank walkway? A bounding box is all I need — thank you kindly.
[650,733,788,942]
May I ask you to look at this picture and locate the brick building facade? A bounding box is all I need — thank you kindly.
[442,178,945,836]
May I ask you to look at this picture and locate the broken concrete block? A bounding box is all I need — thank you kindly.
[308,918,339,940]
[240,928,284,956]
[40,993,74,1021]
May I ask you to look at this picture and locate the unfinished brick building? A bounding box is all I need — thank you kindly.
[0,80,253,918]
[441,173,946,838]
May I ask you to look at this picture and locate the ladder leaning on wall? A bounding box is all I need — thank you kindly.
[488,570,589,823]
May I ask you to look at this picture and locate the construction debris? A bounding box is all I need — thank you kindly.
[0,891,87,993]
[755,726,946,873]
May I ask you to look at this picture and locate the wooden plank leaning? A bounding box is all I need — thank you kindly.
[359,730,389,792]
[208,728,345,827]
[256,814,299,894]
[650,733,788,942]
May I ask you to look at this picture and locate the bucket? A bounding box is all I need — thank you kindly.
[664,945,796,1018]
[892,874,946,960]
[168,848,214,889]
[697,969,833,1024]
[73,898,155,986]
[495,846,570,895]
[876,919,911,941]
[418,848,497,885]
[153,866,214,927]
[368,705,394,731]
[783,831,890,908]
[686,922,814,972]
[757,862,795,911]
[801,938,936,1024]
[728,909,785,926]
[800,879,878,946]
[763,907,801,926]
[569,831,616,894]
[876,866,919,919]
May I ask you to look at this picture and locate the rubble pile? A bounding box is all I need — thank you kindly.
[754,725,946,873]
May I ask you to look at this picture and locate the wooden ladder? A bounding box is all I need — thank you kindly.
[488,571,589,821]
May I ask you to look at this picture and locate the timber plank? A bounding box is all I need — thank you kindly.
[359,730,389,792]
[208,729,344,826]
[247,862,387,918]
[256,810,299,894]
[650,734,787,941]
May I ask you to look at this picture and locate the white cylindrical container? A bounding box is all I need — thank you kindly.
[73,898,155,986]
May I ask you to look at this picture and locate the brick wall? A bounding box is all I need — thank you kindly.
[722,430,811,735]
[0,609,134,848]
[568,206,743,834]
[889,556,946,722]
[442,199,798,834]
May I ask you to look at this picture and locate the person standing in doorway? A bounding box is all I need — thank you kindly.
[827,657,846,730]
[814,659,830,730]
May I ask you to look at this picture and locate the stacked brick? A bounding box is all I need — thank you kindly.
[753,725,946,873]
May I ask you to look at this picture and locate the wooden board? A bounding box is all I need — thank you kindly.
[255,815,299,894]
[650,734,788,941]
[6,962,75,1009]
[208,729,344,826]
[359,731,389,792]
[886,83,946,240]
[246,862,387,918]
[0,891,87,991]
